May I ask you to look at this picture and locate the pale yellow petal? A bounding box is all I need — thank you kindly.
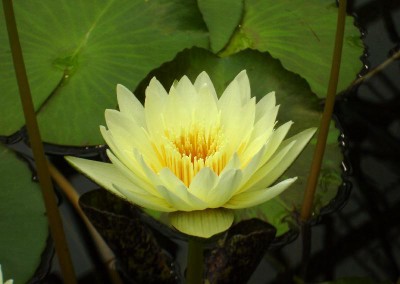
[112,183,175,212]
[145,77,168,136]
[188,167,219,201]
[105,109,161,169]
[257,127,316,187]
[207,169,242,208]
[65,156,140,198]
[225,178,297,209]
[259,121,293,166]
[255,91,276,122]
[116,84,145,127]
[234,70,251,104]
[106,149,161,198]
[241,141,296,192]
[100,126,148,181]
[157,168,208,211]
[194,71,218,102]
[169,209,234,238]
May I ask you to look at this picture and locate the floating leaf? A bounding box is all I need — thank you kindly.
[0,0,208,145]
[136,48,343,235]
[220,0,363,98]
[0,143,48,283]
[198,0,243,52]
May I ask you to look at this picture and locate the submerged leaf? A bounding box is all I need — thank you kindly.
[79,190,178,284]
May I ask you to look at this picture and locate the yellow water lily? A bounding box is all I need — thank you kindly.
[66,71,316,238]
[0,264,13,284]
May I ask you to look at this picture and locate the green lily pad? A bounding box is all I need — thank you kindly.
[0,143,48,283]
[0,0,208,145]
[136,47,343,236]
[198,0,243,52]
[220,0,364,98]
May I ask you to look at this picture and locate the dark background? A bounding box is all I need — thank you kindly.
[250,0,400,283]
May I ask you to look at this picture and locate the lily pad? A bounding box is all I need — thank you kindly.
[198,0,243,53]
[220,0,364,98]
[0,0,208,145]
[0,143,48,283]
[136,47,343,235]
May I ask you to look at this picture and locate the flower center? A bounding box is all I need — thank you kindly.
[153,123,227,186]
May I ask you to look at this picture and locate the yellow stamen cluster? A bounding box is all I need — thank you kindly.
[153,123,227,186]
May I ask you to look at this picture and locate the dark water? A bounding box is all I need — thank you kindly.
[20,0,400,283]
[248,1,400,283]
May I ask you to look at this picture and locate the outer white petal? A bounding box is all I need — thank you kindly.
[112,183,175,212]
[65,156,146,198]
[234,70,251,104]
[207,169,243,208]
[188,167,219,201]
[105,109,161,169]
[255,91,276,122]
[145,77,168,136]
[258,127,317,187]
[241,141,296,192]
[221,97,256,155]
[100,126,148,181]
[245,127,316,191]
[157,168,208,211]
[169,209,234,238]
[259,121,293,166]
[106,149,162,198]
[116,84,145,127]
[225,177,297,209]
[194,71,218,102]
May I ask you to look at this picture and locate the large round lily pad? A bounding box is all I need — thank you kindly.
[0,0,208,145]
[220,0,364,98]
[0,143,48,282]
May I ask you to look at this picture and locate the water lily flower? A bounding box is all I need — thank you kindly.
[66,71,316,238]
[0,264,13,284]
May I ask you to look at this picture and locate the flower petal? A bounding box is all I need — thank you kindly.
[207,169,243,208]
[188,167,219,201]
[65,156,142,198]
[194,71,218,102]
[261,127,316,187]
[225,178,297,209]
[112,183,175,212]
[106,149,162,198]
[157,168,208,211]
[145,77,168,136]
[116,84,145,127]
[169,209,234,238]
[255,91,276,122]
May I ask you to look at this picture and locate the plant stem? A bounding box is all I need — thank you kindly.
[299,0,347,279]
[2,1,77,283]
[300,0,347,222]
[47,162,123,284]
[186,238,204,284]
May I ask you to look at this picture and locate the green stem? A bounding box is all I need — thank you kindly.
[299,0,347,279]
[2,1,77,283]
[300,0,347,222]
[186,238,204,284]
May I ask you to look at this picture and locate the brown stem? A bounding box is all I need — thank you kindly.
[2,0,77,282]
[47,162,123,284]
[300,0,348,222]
